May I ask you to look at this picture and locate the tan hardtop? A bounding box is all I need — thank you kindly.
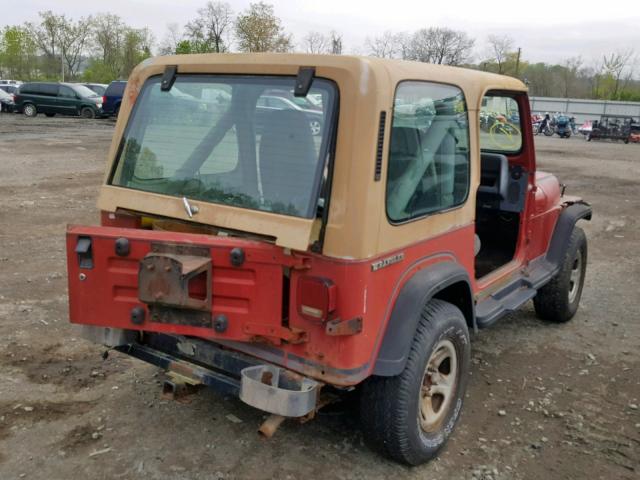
[98,53,527,259]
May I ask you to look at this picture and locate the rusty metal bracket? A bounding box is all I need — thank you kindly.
[242,323,308,344]
[161,372,202,403]
[325,317,363,336]
[139,252,212,311]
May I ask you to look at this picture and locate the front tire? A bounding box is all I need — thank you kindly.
[534,226,587,322]
[360,299,470,465]
[23,103,37,117]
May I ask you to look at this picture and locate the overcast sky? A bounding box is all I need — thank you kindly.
[5,0,640,67]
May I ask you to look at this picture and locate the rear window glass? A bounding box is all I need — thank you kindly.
[110,75,337,219]
[72,84,100,98]
[107,82,126,96]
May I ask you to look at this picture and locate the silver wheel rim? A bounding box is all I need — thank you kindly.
[310,121,321,135]
[25,105,35,116]
[568,250,583,303]
[419,339,458,433]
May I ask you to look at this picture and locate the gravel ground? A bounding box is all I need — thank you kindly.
[0,114,638,480]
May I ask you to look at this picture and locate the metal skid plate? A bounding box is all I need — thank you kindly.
[240,365,320,417]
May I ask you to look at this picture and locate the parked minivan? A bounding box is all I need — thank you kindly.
[15,82,104,118]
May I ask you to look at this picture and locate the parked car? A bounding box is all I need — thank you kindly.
[102,80,127,116]
[0,79,22,85]
[0,88,16,112]
[82,83,108,96]
[256,94,324,135]
[66,54,592,466]
[14,82,104,118]
[0,84,19,95]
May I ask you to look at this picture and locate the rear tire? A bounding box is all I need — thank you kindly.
[23,103,37,117]
[534,227,587,322]
[360,299,470,465]
[81,107,95,119]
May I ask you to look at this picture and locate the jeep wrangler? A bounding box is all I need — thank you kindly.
[66,54,591,465]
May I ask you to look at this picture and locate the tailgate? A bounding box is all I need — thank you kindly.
[66,224,307,344]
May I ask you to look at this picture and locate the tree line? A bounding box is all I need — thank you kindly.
[0,1,638,101]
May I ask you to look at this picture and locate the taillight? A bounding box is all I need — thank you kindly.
[102,95,106,105]
[297,276,337,322]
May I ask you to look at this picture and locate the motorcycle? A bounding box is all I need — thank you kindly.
[555,115,572,138]
[534,121,554,136]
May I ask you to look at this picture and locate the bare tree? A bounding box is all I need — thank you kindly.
[405,28,473,65]
[185,1,234,53]
[431,28,474,65]
[159,23,184,55]
[602,50,635,99]
[92,13,125,64]
[330,31,343,54]
[302,31,330,54]
[560,56,583,98]
[366,31,402,58]
[26,11,92,80]
[235,2,292,53]
[26,11,63,77]
[487,35,513,74]
[58,15,93,78]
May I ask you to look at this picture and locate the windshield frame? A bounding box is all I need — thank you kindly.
[108,73,339,220]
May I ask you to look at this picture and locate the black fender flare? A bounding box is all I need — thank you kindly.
[373,261,474,377]
[545,201,592,270]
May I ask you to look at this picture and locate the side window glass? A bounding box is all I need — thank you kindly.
[480,95,522,152]
[41,84,58,96]
[386,81,470,222]
[59,86,76,98]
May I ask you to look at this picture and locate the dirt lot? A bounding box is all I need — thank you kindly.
[0,114,638,480]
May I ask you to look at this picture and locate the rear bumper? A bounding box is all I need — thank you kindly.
[106,330,320,416]
[118,341,242,397]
